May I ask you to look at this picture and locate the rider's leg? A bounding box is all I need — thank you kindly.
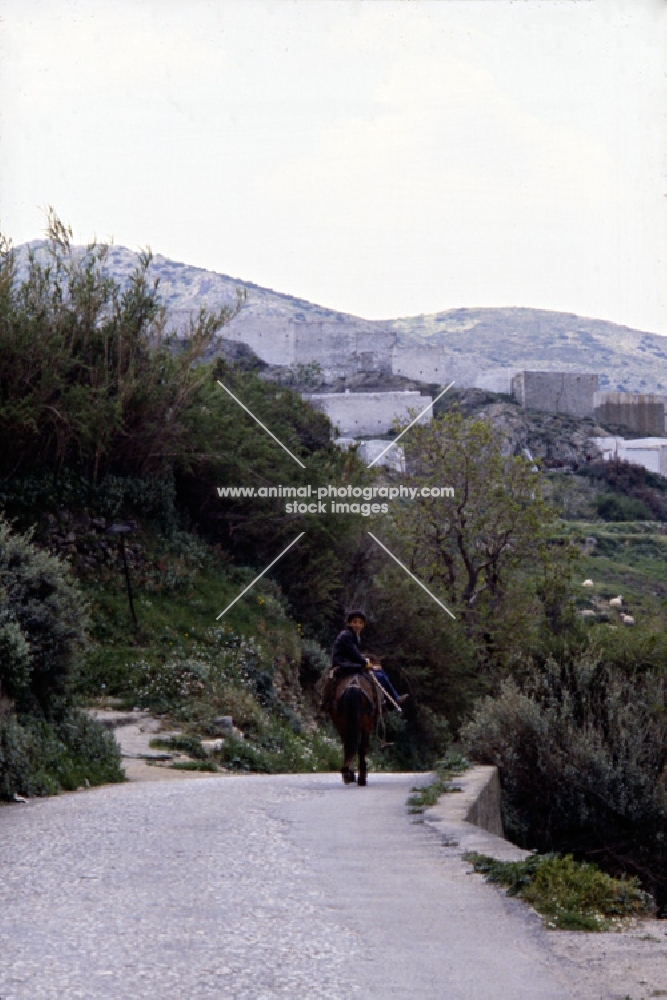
[374,669,402,703]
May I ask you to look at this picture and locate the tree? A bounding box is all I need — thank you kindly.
[0,210,243,482]
[0,212,371,640]
[371,410,568,674]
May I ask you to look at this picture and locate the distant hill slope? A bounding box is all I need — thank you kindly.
[13,242,667,393]
[392,307,667,394]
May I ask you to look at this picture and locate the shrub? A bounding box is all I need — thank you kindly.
[132,656,208,714]
[55,709,124,786]
[150,735,208,759]
[465,852,656,931]
[217,726,341,774]
[0,470,180,537]
[0,710,123,799]
[0,714,34,798]
[170,760,218,772]
[582,459,667,521]
[461,651,667,911]
[595,492,652,521]
[299,638,330,687]
[0,515,89,717]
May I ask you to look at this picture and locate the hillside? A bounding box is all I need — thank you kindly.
[394,307,667,394]
[13,241,667,393]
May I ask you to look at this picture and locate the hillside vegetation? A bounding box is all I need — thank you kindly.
[2,217,666,916]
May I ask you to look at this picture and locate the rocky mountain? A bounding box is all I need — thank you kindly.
[394,307,667,394]
[13,242,667,393]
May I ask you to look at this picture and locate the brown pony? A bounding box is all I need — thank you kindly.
[329,665,380,786]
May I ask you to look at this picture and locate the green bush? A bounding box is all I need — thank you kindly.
[150,735,208,759]
[582,459,667,521]
[0,709,123,799]
[132,656,209,713]
[0,515,89,717]
[299,638,330,687]
[0,714,34,798]
[461,649,667,912]
[170,760,218,772]
[596,492,652,521]
[465,852,655,931]
[0,470,180,540]
[218,727,341,774]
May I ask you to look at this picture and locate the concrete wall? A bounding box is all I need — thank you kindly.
[292,321,396,380]
[446,355,481,388]
[474,369,520,394]
[423,766,531,862]
[305,390,432,437]
[594,392,666,435]
[357,440,405,471]
[334,438,405,470]
[512,371,598,417]
[223,317,296,367]
[392,346,480,387]
[392,346,448,383]
[221,315,396,377]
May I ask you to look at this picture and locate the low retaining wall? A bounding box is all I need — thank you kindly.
[422,765,530,861]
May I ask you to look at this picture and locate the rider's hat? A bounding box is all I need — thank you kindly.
[346,609,367,623]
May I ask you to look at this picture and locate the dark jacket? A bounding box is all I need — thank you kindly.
[331,625,367,676]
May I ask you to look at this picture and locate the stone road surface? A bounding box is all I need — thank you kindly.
[0,773,605,999]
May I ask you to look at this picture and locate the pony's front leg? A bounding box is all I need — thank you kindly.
[342,746,357,783]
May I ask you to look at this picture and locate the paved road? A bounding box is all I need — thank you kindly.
[1,773,582,999]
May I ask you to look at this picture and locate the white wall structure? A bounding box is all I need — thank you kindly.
[292,321,395,380]
[474,369,520,394]
[223,316,296,366]
[304,390,432,437]
[391,346,480,387]
[593,436,667,477]
[392,345,447,382]
[222,312,396,377]
[334,438,405,472]
[512,371,598,417]
[356,440,405,472]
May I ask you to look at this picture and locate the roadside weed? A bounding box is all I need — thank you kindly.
[464,851,656,931]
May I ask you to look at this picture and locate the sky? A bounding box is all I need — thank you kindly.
[1,0,666,334]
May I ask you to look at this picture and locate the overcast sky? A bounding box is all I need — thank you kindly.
[1,0,665,334]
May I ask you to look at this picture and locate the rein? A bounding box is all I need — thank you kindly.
[367,669,397,747]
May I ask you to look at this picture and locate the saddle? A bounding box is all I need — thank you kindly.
[321,670,378,714]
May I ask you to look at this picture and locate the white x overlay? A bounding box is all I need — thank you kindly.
[366,381,455,468]
[367,531,456,619]
[217,380,306,469]
[216,532,305,619]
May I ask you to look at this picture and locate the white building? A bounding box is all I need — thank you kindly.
[335,438,405,471]
[474,369,520,394]
[304,390,433,437]
[593,436,667,477]
[391,346,479,387]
